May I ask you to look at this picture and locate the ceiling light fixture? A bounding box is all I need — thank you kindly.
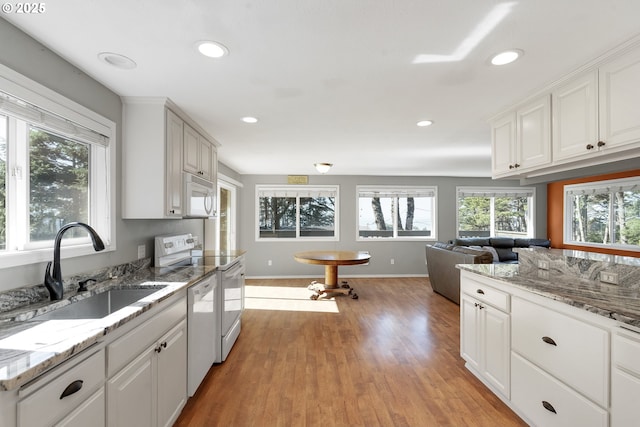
[490,49,523,65]
[197,41,229,58]
[314,163,333,174]
[417,120,434,127]
[241,116,258,124]
[97,52,137,69]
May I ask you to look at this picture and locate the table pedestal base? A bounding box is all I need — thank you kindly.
[307,281,358,300]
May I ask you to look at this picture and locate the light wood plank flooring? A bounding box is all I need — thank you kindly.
[175,277,526,427]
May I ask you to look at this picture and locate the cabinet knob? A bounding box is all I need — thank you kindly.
[542,400,557,414]
[60,380,83,399]
[514,163,520,168]
[169,210,175,214]
[509,164,514,169]
[476,289,485,295]
[542,336,557,346]
[597,141,606,148]
[586,144,595,150]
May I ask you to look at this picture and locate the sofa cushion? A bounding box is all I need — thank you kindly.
[514,238,551,248]
[452,238,490,247]
[451,246,494,264]
[481,246,500,263]
[433,241,454,250]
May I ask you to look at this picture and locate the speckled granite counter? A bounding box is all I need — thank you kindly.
[0,261,219,391]
[457,248,640,329]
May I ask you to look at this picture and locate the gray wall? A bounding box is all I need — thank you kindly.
[0,20,205,292]
[239,174,547,278]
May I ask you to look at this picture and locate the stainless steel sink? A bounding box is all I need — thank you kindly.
[34,288,163,320]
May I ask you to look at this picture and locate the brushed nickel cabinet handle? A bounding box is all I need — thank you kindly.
[60,380,83,399]
[542,400,557,414]
[542,336,557,346]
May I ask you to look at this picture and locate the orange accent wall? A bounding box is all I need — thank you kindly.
[547,168,640,258]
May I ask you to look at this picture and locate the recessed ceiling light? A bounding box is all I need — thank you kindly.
[197,41,229,58]
[241,116,258,124]
[417,120,433,127]
[97,52,137,69]
[490,49,523,65]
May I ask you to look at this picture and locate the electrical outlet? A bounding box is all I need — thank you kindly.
[268,260,272,266]
[137,244,145,259]
[600,271,618,284]
[390,258,395,265]
[537,269,549,280]
[537,260,549,270]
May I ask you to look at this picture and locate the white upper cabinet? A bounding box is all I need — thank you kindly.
[599,47,640,149]
[552,71,599,162]
[122,97,219,219]
[492,42,640,179]
[183,123,214,182]
[491,94,551,177]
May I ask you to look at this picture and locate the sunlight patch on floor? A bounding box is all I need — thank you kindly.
[245,285,339,313]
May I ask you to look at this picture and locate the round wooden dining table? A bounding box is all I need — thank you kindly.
[294,250,371,299]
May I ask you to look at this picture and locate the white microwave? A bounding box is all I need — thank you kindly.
[184,173,216,218]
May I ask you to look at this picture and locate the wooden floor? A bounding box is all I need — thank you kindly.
[175,277,526,427]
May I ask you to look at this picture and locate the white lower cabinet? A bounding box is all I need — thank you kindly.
[611,328,640,427]
[511,353,608,427]
[107,319,187,427]
[459,270,618,427]
[17,348,105,427]
[460,277,510,398]
[55,388,105,427]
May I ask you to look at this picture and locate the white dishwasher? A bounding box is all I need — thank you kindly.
[187,274,218,396]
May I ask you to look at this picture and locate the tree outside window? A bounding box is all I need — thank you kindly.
[566,178,640,248]
[357,187,436,240]
[457,187,535,238]
[257,186,338,240]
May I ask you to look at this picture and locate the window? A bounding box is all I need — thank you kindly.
[564,177,640,251]
[457,187,535,238]
[256,185,338,241]
[357,186,436,240]
[0,66,115,268]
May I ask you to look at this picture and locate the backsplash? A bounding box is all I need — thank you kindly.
[0,258,151,314]
[516,247,640,289]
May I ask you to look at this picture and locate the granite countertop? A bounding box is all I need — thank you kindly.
[457,263,640,329]
[0,263,217,391]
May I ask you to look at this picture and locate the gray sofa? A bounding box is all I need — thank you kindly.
[425,237,551,304]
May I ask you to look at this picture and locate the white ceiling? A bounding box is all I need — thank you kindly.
[3,1,640,177]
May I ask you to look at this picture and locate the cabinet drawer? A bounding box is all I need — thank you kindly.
[108,296,186,376]
[461,279,509,312]
[511,353,608,427]
[18,349,105,427]
[512,297,609,407]
[613,328,640,376]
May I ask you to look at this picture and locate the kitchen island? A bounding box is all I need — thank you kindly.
[457,247,640,427]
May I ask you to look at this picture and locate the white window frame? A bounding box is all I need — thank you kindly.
[356,185,438,241]
[255,185,339,242]
[456,186,536,239]
[0,64,116,268]
[563,177,640,252]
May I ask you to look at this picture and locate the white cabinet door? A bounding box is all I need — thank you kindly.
[599,47,640,149]
[56,388,105,427]
[552,71,599,162]
[156,321,187,427]
[516,94,552,170]
[107,346,155,427]
[199,139,214,181]
[183,124,200,176]
[482,306,510,398]
[460,293,510,398]
[166,109,184,217]
[460,296,480,371]
[491,112,517,176]
[611,369,640,427]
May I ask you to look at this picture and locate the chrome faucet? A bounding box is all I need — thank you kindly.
[44,222,105,301]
